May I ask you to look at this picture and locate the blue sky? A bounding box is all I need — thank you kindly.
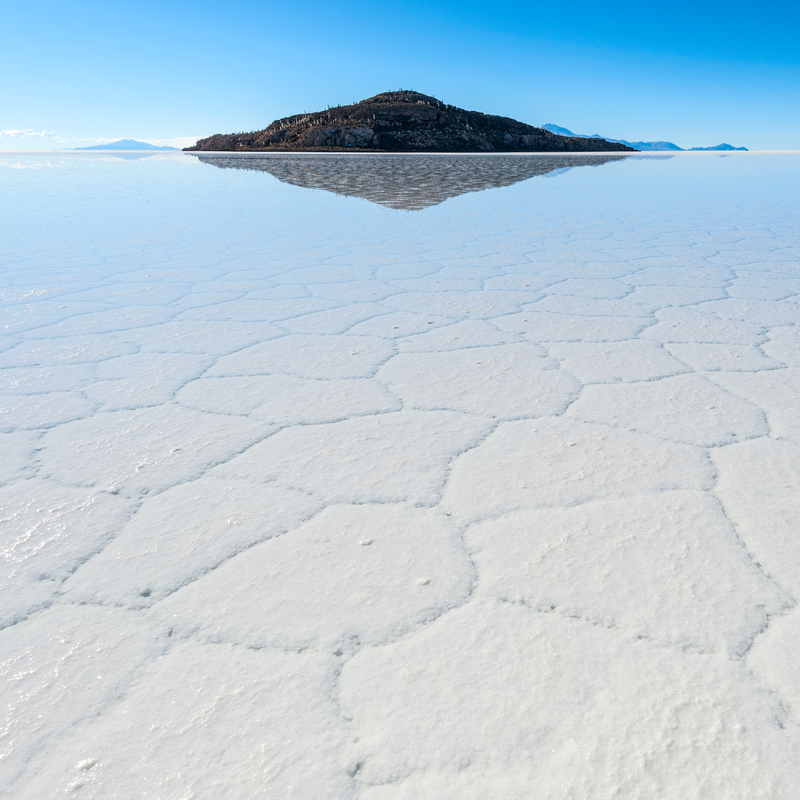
[2,0,799,150]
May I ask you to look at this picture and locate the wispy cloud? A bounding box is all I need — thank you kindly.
[0,129,59,138]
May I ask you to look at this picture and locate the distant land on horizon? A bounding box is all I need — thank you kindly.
[185,91,634,153]
[74,139,178,151]
[541,124,747,152]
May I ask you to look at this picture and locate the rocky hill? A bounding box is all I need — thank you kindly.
[185,91,635,153]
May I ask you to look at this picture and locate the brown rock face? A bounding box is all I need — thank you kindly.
[185,91,635,153]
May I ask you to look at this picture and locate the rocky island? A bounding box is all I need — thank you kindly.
[185,91,635,153]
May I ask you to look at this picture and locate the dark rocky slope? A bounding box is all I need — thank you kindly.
[185,91,635,153]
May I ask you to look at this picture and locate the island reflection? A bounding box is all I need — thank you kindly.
[193,153,629,210]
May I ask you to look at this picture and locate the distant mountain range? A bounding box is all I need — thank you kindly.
[541,125,747,152]
[74,139,178,151]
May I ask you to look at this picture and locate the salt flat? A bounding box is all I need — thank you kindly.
[1,151,799,798]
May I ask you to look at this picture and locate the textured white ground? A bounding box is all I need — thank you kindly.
[2,152,800,798]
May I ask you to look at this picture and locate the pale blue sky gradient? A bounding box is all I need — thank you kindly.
[2,0,798,150]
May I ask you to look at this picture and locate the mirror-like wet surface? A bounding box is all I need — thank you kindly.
[2,152,800,798]
[194,152,629,209]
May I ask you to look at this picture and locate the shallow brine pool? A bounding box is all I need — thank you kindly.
[2,151,800,798]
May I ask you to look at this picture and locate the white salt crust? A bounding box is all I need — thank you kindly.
[2,152,800,798]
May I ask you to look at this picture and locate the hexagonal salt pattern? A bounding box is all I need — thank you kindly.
[13,643,349,800]
[339,601,800,799]
[3,152,800,798]
[150,503,473,652]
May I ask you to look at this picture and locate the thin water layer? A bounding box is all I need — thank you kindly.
[1,152,800,798]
